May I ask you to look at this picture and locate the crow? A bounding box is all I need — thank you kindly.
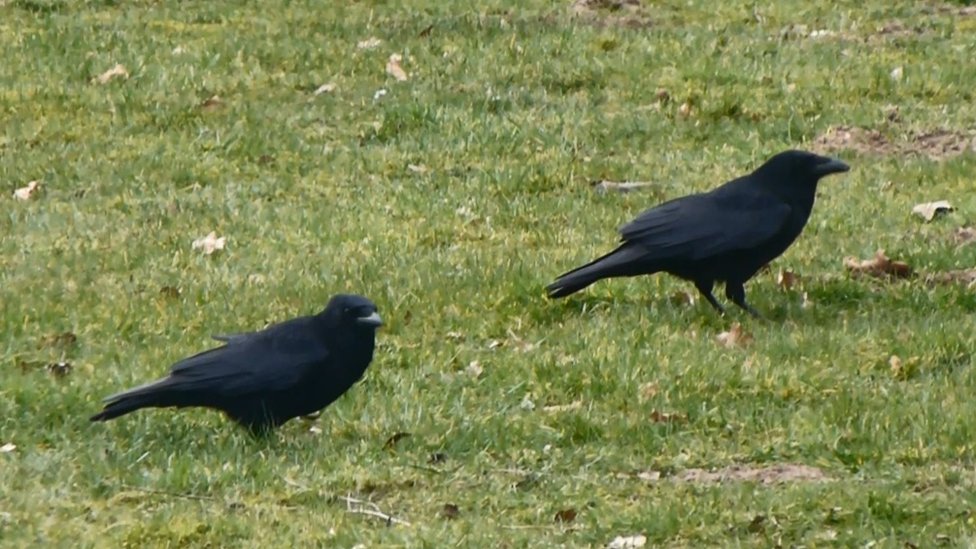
[90,294,382,433]
[546,150,850,317]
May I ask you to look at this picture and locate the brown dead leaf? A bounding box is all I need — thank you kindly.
[912,200,953,222]
[199,95,224,110]
[440,503,460,520]
[386,54,409,81]
[716,323,753,348]
[13,181,40,200]
[554,508,578,523]
[650,410,686,424]
[383,432,411,450]
[843,249,913,279]
[776,269,799,291]
[654,88,670,102]
[591,180,655,193]
[192,232,226,255]
[92,63,128,84]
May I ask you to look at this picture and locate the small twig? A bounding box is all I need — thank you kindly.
[340,495,411,526]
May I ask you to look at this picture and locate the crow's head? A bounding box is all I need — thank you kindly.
[757,149,850,183]
[323,294,383,329]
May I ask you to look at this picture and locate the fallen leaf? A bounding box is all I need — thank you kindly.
[386,53,409,81]
[843,249,912,279]
[716,323,753,348]
[199,95,224,110]
[607,534,647,549]
[313,83,336,95]
[650,410,687,424]
[655,88,670,102]
[542,400,582,413]
[890,66,904,81]
[591,180,655,193]
[912,200,953,221]
[92,63,128,84]
[0,443,15,453]
[383,432,411,449]
[465,360,483,378]
[357,37,382,49]
[407,163,428,174]
[678,102,692,117]
[519,395,536,411]
[440,503,460,520]
[13,181,40,200]
[554,508,578,523]
[776,269,799,290]
[308,425,323,434]
[46,362,72,378]
[191,232,226,255]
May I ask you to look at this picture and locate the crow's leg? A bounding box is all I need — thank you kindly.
[725,282,763,319]
[693,280,725,315]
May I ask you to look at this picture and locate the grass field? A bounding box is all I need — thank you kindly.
[3,0,976,546]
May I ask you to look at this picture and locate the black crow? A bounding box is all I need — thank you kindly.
[546,150,849,317]
[90,294,382,433]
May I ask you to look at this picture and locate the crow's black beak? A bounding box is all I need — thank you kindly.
[815,157,850,176]
[356,311,383,327]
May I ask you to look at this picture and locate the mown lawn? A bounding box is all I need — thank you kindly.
[2,0,976,546]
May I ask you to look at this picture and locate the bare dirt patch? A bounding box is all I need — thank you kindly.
[814,125,976,160]
[632,463,832,485]
[570,0,652,28]
[675,463,831,485]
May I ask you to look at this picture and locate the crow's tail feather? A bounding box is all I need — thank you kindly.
[546,245,654,299]
[89,378,185,422]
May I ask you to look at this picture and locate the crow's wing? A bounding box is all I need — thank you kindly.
[619,191,792,261]
[169,318,329,397]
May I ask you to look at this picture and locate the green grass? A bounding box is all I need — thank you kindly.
[3,0,976,546]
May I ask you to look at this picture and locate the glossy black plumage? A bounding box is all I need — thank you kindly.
[90,294,382,433]
[546,150,850,316]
